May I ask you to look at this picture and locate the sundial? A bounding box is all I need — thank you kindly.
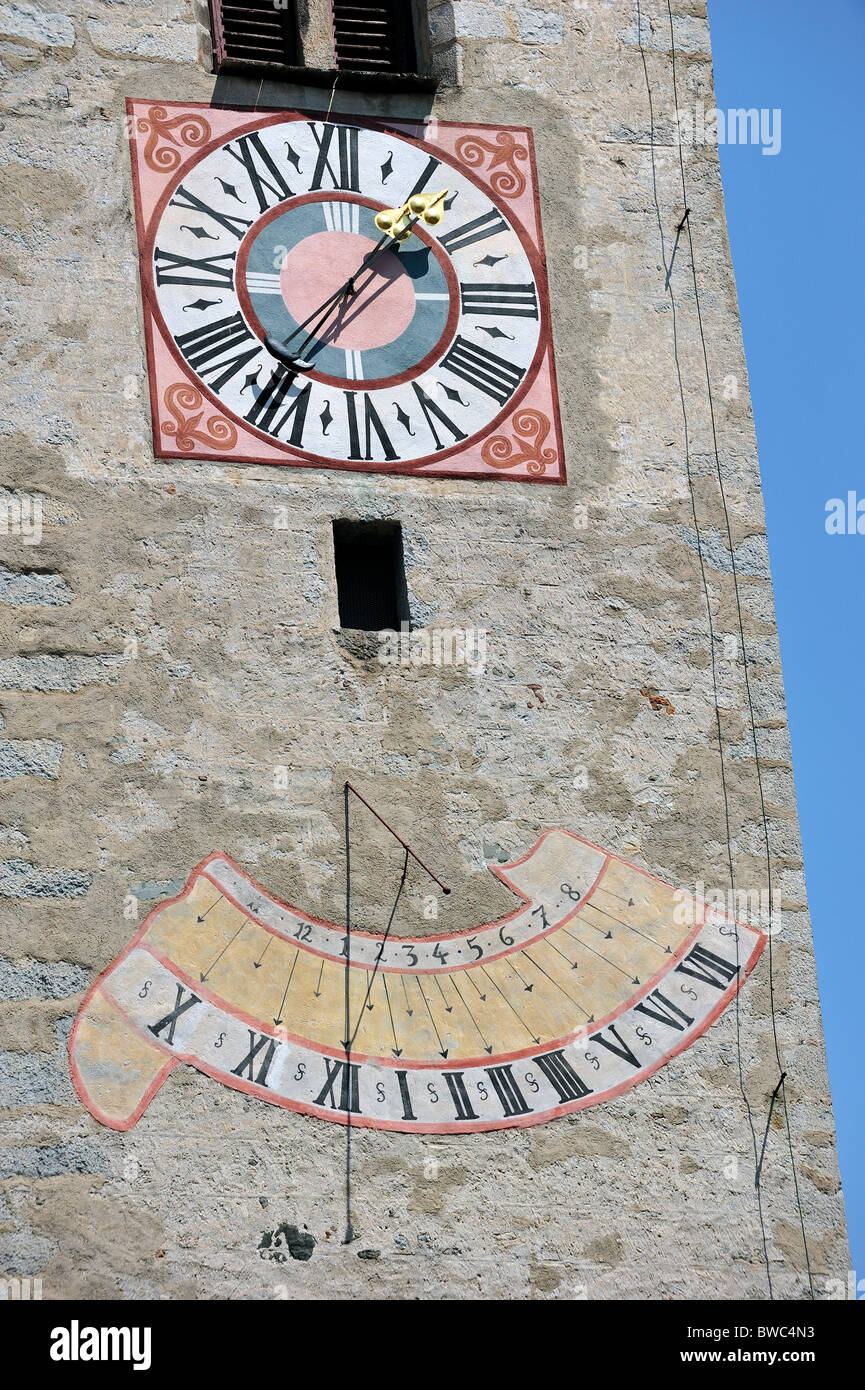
[70,825,765,1134]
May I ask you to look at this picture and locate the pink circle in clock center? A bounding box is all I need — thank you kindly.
[279,231,417,352]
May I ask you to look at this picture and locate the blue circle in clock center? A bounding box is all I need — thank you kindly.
[240,200,453,384]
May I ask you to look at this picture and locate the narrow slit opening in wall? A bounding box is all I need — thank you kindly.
[332,519,410,632]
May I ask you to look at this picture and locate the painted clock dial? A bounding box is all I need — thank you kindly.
[128,102,565,482]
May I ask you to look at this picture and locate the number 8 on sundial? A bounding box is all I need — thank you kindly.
[131,103,564,482]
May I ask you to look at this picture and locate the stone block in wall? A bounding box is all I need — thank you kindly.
[0,2,74,51]
[85,19,198,67]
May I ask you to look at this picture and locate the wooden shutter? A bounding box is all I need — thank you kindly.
[211,0,300,70]
[331,2,418,74]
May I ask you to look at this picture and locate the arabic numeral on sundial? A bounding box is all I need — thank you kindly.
[293,923,312,942]
[531,903,550,930]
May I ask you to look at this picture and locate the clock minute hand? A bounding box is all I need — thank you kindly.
[265,231,393,371]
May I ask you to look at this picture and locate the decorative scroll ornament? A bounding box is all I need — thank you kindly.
[161,383,237,453]
[455,131,529,199]
[68,829,766,1134]
[137,104,211,173]
[481,409,557,475]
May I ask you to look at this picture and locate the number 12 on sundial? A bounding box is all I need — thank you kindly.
[128,102,565,483]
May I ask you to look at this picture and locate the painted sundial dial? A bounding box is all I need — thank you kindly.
[70,829,765,1133]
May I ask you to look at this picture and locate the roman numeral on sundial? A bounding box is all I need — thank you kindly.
[345,392,399,461]
[444,1071,479,1121]
[314,1058,361,1114]
[485,1064,531,1118]
[148,984,201,1046]
[533,1049,593,1104]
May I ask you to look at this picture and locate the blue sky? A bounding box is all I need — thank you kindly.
[708,0,864,1286]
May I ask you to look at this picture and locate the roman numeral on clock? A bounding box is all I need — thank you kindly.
[460,282,539,319]
[345,392,399,461]
[410,381,467,451]
[309,122,361,192]
[439,209,509,255]
[153,248,236,288]
[441,336,525,406]
[407,155,442,199]
[533,1049,594,1103]
[175,312,261,392]
[224,131,294,213]
[245,366,312,446]
[485,1064,531,1117]
[168,184,252,240]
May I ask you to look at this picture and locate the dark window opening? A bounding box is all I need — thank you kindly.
[211,0,300,71]
[331,2,418,75]
[332,520,410,631]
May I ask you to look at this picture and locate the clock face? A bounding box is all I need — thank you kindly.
[129,103,564,482]
[69,829,766,1134]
